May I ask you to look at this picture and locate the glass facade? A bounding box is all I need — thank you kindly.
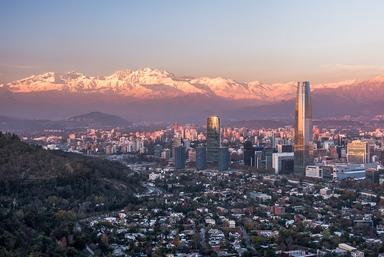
[347,140,369,164]
[243,141,255,166]
[196,146,207,170]
[206,115,221,163]
[174,145,186,169]
[294,81,313,175]
[218,147,230,171]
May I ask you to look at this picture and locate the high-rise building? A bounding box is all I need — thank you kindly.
[255,150,263,169]
[347,140,369,164]
[243,141,255,166]
[206,115,221,163]
[161,148,171,160]
[294,81,313,175]
[174,145,186,169]
[272,152,294,174]
[172,136,182,157]
[262,147,276,170]
[218,147,230,171]
[305,165,333,179]
[196,146,207,170]
[153,144,163,158]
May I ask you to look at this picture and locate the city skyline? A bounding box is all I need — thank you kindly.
[2,1,384,84]
[2,1,384,256]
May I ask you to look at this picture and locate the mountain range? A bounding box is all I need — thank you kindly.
[1,68,384,122]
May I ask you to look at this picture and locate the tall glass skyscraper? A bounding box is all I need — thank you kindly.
[174,145,186,169]
[294,81,313,175]
[206,115,221,163]
[243,141,255,166]
[196,146,207,170]
[218,147,230,171]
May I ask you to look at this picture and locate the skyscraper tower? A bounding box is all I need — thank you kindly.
[218,147,230,171]
[172,135,182,158]
[294,81,313,175]
[196,146,207,170]
[243,141,255,166]
[174,145,186,169]
[206,115,221,163]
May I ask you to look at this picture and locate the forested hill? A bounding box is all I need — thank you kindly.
[0,132,144,256]
[0,132,135,181]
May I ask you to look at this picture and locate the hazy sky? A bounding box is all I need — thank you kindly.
[1,0,384,83]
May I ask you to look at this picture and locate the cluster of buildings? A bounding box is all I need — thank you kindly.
[223,81,383,182]
[81,167,384,256]
[24,81,384,183]
[16,81,384,256]
[171,115,230,171]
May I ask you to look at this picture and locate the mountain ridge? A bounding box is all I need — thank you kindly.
[1,68,384,121]
[0,68,308,102]
[3,67,384,103]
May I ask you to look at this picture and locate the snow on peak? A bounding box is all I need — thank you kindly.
[139,67,172,77]
[63,71,87,80]
[5,69,384,101]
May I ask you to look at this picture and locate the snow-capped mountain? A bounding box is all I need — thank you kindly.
[3,68,299,102]
[1,68,384,122]
[4,68,383,104]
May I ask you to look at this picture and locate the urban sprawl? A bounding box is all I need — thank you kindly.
[17,82,384,257]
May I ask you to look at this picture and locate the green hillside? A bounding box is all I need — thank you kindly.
[0,132,143,256]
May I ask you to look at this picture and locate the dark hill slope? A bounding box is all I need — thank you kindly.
[0,132,143,256]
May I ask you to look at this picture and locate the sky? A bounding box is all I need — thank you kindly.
[1,0,384,84]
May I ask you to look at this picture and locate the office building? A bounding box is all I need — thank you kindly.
[206,115,221,163]
[333,164,366,180]
[252,147,275,170]
[305,165,333,179]
[263,147,276,170]
[255,150,263,169]
[153,144,163,158]
[272,152,294,174]
[196,146,207,170]
[294,81,313,175]
[218,147,230,171]
[172,136,182,157]
[347,140,369,164]
[161,148,171,160]
[243,141,255,166]
[174,145,186,169]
